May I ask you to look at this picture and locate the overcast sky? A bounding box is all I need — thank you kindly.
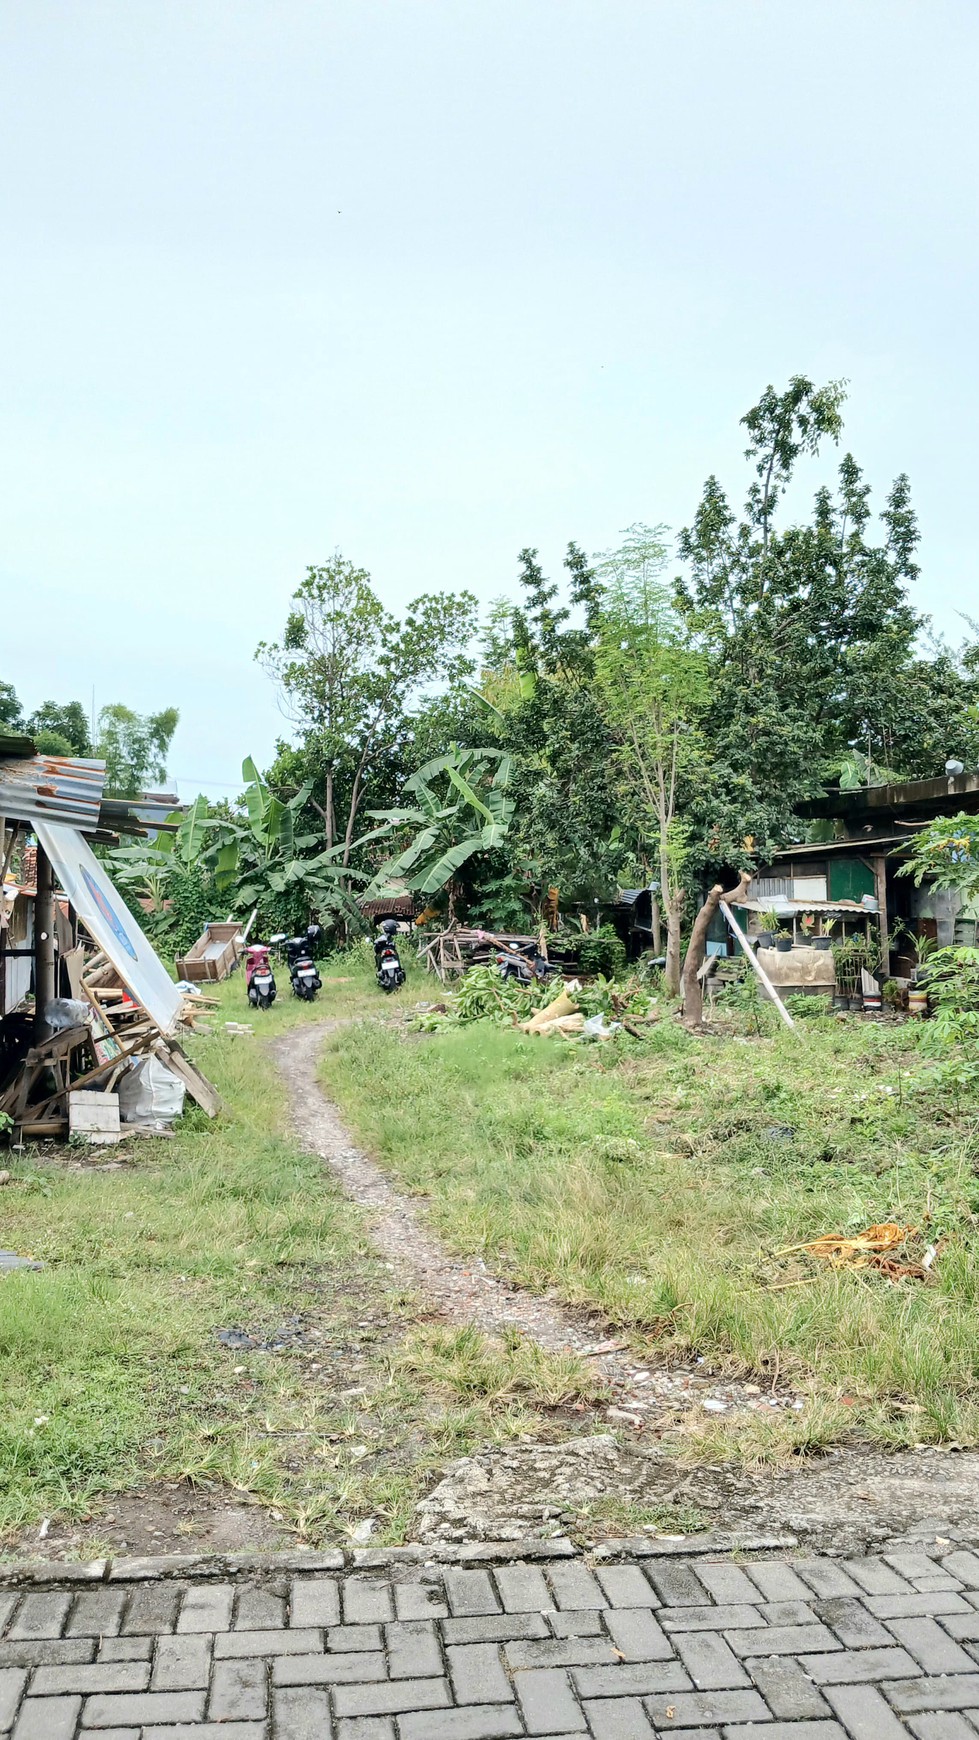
[3,1,977,797]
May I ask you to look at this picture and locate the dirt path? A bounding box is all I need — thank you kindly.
[274,1020,796,1425]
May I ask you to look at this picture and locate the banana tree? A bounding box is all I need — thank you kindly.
[108,794,215,911]
[363,745,516,902]
[211,757,393,929]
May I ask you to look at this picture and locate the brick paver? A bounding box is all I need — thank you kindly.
[4,1543,979,1734]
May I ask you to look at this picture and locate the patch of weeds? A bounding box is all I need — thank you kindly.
[396,1324,604,1409]
[578,1493,709,1537]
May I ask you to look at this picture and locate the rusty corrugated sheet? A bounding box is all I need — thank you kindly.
[0,754,107,828]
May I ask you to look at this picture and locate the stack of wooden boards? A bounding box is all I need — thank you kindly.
[418,924,583,982]
[0,944,220,1144]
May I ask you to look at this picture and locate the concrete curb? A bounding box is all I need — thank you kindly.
[0,1530,801,1588]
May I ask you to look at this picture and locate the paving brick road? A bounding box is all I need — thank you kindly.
[4,1544,979,1737]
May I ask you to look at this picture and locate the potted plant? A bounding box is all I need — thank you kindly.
[757,908,779,948]
[799,913,818,947]
[814,915,833,951]
[775,926,794,952]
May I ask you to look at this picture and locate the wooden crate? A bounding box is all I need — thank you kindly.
[175,922,244,983]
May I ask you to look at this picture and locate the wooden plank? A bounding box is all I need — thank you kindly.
[872,854,890,978]
[154,1039,221,1117]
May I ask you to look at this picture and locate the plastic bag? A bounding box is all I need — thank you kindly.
[118,1054,186,1125]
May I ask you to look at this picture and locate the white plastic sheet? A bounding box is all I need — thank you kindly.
[34,822,181,1034]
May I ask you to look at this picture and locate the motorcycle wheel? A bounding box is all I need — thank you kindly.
[380,980,396,994]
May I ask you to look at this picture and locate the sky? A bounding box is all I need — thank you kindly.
[3,1,977,799]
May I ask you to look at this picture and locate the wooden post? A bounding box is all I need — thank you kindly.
[872,855,890,979]
[34,843,56,1039]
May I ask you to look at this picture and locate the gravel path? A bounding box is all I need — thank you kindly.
[274,1021,797,1424]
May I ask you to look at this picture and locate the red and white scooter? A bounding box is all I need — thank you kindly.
[244,942,277,1010]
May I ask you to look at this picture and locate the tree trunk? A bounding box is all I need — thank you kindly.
[680,870,753,1027]
[325,769,335,851]
[664,892,684,996]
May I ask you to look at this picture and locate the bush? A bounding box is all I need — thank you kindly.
[577,925,627,978]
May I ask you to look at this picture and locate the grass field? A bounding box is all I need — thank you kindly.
[0,954,591,1550]
[5,938,979,1549]
[321,988,979,1457]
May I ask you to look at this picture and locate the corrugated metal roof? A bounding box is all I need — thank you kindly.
[0,754,106,828]
[0,733,37,759]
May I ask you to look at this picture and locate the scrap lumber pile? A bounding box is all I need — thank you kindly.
[0,943,220,1144]
[417,923,582,983]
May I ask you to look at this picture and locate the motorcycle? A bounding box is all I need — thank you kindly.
[244,942,277,1009]
[270,927,324,1002]
[496,942,556,985]
[374,919,407,993]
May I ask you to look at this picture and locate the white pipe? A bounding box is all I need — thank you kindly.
[720,900,796,1031]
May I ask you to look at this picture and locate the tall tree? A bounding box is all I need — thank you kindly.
[257,554,478,866]
[96,704,179,797]
[492,543,625,903]
[595,530,708,992]
[674,376,964,869]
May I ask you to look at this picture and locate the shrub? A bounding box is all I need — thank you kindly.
[578,925,627,978]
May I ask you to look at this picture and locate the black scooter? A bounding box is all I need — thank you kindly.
[374,919,406,993]
[270,925,324,1002]
[496,942,556,985]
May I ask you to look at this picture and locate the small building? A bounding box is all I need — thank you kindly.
[751,771,979,979]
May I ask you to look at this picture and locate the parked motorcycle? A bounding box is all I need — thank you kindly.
[374,919,407,993]
[496,942,556,985]
[270,927,324,1002]
[244,942,277,1009]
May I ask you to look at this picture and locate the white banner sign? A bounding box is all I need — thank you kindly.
[35,821,181,1034]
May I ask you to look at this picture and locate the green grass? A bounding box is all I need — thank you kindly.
[0,953,591,1548]
[319,1000,979,1456]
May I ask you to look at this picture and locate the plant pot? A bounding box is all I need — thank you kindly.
[832,993,849,1011]
[775,937,793,952]
[908,989,929,1018]
[848,994,862,1012]
[813,936,832,951]
[757,931,774,949]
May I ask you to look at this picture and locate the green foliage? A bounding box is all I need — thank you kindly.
[917,948,979,1092]
[899,812,979,901]
[675,377,979,870]
[26,699,91,756]
[32,728,74,756]
[414,963,545,1031]
[213,758,370,936]
[366,745,516,901]
[257,553,478,862]
[97,703,179,797]
[0,681,23,730]
[577,925,627,978]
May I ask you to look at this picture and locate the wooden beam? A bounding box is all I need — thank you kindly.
[34,844,56,1040]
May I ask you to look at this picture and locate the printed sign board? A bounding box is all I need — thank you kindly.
[34,821,181,1034]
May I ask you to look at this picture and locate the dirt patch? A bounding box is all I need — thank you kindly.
[416,1435,979,1555]
[5,1481,291,1567]
[274,1021,800,1425]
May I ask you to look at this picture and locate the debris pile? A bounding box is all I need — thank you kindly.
[778,1222,938,1284]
